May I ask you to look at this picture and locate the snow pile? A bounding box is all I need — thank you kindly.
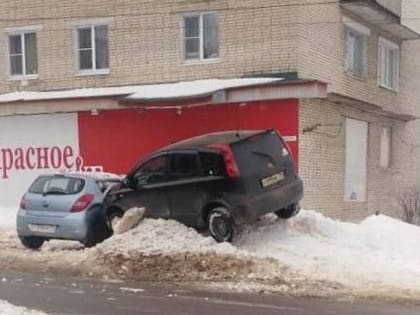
[94,218,239,257]
[235,211,420,293]
[0,300,46,315]
[89,209,420,295]
[113,207,145,234]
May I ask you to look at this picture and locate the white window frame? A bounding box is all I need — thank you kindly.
[182,12,220,64]
[343,17,370,79]
[5,25,41,81]
[379,126,392,169]
[73,23,110,76]
[378,37,399,91]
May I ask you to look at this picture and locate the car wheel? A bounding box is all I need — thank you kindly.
[275,204,300,219]
[19,236,44,250]
[207,207,234,243]
[108,210,124,233]
[81,230,98,248]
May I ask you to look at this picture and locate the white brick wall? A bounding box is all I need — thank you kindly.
[299,98,412,221]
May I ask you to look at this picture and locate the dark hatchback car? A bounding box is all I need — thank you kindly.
[103,129,303,242]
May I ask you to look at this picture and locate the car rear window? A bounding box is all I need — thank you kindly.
[29,176,85,195]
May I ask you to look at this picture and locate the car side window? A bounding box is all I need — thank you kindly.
[169,153,199,180]
[199,152,226,176]
[132,155,168,188]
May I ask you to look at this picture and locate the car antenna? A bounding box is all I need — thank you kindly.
[236,103,241,139]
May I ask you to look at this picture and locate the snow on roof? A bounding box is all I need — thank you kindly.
[0,86,142,103]
[125,78,283,101]
[0,78,283,103]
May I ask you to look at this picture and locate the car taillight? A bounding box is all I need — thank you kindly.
[210,144,240,178]
[20,195,26,210]
[71,194,94,212]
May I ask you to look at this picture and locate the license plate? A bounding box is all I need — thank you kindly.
[28,224,56,234]
[261,172,285,188]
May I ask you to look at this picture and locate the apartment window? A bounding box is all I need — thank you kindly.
[183,12,219,62]
[380,126,392,168]
[76,25,109,74]
[8,32,38,78]
[378,37,399,91]
[345,28,368,78]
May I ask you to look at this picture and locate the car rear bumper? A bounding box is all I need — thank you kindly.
[233,177,303,224]
[16,209,89,241]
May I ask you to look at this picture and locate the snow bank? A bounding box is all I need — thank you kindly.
[0,300,46,315]
[94,217,239,257]
[235,211,420,292]
[92,209,420,295]
[1,207,420,300]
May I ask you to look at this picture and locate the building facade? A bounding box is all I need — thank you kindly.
[1,0,420,220]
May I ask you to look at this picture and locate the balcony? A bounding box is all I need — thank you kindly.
[340,0,420,40]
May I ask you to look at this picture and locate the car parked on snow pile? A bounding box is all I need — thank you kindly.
[103,129,303,242]
[16,173,121,249]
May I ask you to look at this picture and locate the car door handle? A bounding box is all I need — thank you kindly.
[42,201,49,208]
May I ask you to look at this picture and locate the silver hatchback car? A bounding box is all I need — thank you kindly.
[16,173,121,250]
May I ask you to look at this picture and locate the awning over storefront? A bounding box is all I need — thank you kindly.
[0,78,327,116]
[0,78,327,103]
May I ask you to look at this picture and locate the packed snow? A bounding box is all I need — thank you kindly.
[0,300,46,315]
[94,216,239,257]
[1,207,420,301]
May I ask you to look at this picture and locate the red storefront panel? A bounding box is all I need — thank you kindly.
[78,99,298,174]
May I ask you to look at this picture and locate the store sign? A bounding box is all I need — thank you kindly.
[0,113,79,206]
[0,145,81,179]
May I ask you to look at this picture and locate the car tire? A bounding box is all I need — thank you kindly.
[207,207,234,243]
[275,204,300,219]
[81,229,98,248]
[108,210,124,234]
[19,236,44,250]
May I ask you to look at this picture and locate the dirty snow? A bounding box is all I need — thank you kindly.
[1,207,420,301]
[113,207,145,235]
[0,300,46,315]
[94,216,238,257]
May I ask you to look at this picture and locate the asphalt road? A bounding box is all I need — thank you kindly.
[0,272,419,315]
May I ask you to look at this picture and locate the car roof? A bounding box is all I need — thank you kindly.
[37,173,122,181]
[161,129,270,151]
